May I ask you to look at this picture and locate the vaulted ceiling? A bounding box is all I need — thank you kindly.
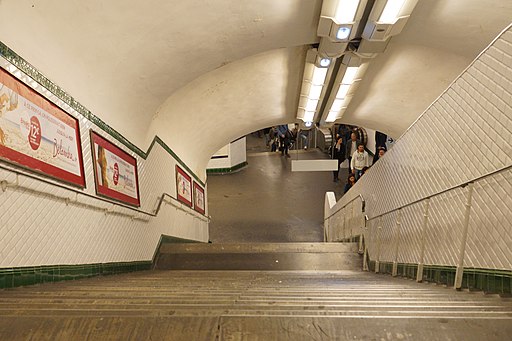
[0,0,511,179]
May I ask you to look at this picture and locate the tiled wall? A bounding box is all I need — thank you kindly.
[326,24,512,272]
[0,53,209,268]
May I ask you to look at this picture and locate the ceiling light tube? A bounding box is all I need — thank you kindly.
[379,0,406,24]
[326,111,339,122]
[311,66,328,85]
[335,0,361,23]
[331,99,345,112]
[309,85,323,100]
[305,99,319,111]
[336,84,350,99]
[303,111,315,122]
[341,67,359,84]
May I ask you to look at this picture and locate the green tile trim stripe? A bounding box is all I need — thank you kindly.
[0,261,152,289]
[368,260,512,294]
[206,161,248,174]
[0,41,204,187]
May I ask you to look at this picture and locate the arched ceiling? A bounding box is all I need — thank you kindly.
[0,0,511,180]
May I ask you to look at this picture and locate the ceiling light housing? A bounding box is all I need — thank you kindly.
[317,0,368,58]
[362,0,418,41]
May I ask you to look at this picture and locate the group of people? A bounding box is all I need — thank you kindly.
[331,126,387,194]
[264,124,309,157]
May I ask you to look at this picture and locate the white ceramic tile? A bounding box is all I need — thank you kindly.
[326,26,512,271]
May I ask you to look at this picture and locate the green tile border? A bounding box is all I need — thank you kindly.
[0,234,206,289]
[206,161,248,174]
[0,261,152,289]
[0,41,204,187]
[368,260,512,295]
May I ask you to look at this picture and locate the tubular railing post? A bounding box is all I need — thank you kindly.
[392,209,402,277]
[342,212,346,241]
[375,216,383,274]
[359,198,366,253]
[417,198,430,282]
[350,201,355,241]
[454,182,474,290]
[363,217,370,271]
[358,212,364,253]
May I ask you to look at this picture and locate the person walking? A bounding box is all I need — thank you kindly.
[351,143,370,180]
[277,124,291,157]
[331,136,345,182]
[345,132,361,174]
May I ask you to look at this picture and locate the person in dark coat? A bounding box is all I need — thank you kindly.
[331,136,345,182]
[345,132,361,174]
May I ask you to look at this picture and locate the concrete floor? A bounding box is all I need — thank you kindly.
[207,134,347,243]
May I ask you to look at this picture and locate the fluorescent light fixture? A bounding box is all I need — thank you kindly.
[303,111,315,122]
[319,58,331,67]
[305,98,319,111]
[336,27,351,40]
[331,99,344,112]
[8,65,17,73]
[336,84,350,99]
[309,85,323,100]
[335,0,360,23]
[326,111,339,122]
[379,0,406,24]
[311,66,328,85]
[341,66,359,84]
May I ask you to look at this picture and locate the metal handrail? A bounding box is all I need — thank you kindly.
[367,163,512,222]
[0,163,211,222]
[324,193,365,221]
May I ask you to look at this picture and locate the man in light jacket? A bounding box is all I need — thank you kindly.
[351,143,370,180]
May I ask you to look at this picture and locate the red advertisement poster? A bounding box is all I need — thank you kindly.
[176,165,192,207]
[0,67,85,187]
[91,131,140,207]
[193,181,205,214]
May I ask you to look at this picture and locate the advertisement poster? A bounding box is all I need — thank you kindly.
[176,165,192,207]
[193,181,205,214]
[0,67,85,187]
[91,131,140,207]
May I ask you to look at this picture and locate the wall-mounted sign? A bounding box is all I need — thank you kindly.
[176,165,192,207]
[0,67,85,187]
[90,131,140,207]
[193,181,205,214]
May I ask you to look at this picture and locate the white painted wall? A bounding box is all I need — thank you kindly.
[0,57,209,268]
[207,138,247,170]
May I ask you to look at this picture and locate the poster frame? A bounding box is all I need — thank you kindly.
[0,66,86,188]
[90,130,141,207]
[175,164,192,207]
[192,180,205,214]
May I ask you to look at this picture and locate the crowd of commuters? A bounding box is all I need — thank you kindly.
[257,123,388,195]
[330,124,387,194]
[263,124,309,156]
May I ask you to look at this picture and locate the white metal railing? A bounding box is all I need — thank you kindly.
[325,164,512,289]
[0,164,210,223]
[324,193,365,252]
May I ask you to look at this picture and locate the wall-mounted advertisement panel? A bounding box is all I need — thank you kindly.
[176,165,192,207]
[0,67,85,187]
[91,131,140,207]
[193,181,205,214]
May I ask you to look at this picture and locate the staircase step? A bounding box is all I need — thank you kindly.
[155,242,361,270]
[159,242,358,254]
[0,270,511,340]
